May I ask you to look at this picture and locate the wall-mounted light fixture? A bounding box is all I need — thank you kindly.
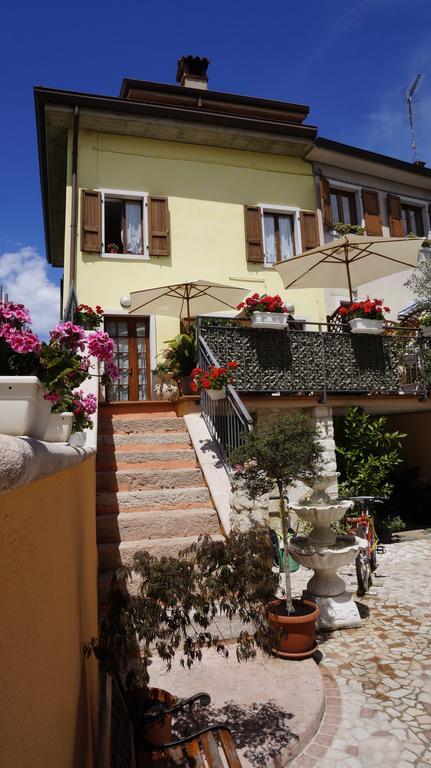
[120,295,131,308]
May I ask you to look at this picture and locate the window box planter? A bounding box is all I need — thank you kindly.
[207,387,226,401]
[349,318,384,335]
[44,412,74,443]
[420,325,431,338]
[0,376,51,438]
[251,312,289,330]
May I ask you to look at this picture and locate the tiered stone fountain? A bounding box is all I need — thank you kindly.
[289,501,365,631]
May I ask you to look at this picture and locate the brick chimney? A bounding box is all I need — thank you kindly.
[176,55,210,90]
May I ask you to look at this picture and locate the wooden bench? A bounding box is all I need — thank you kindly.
[148,725,242,767]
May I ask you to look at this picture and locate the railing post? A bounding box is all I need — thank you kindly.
[418,330,428,401]
[318,325,327,404]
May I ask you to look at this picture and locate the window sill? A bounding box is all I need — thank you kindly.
[100,252,150,261]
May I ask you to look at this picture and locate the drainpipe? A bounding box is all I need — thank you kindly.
[69,106,80,290]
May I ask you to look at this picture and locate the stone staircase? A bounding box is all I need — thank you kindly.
[96,403,222,603]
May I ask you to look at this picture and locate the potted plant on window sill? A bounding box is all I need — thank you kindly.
[237,293,295,329]
[191,361,238,400]
[232,413,324,659]
[330,223,365,237]
[107,243,120,255]
[338,297,389,335]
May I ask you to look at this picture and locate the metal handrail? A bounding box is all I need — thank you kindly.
[198,329,253,468]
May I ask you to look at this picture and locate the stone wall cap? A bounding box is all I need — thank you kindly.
[0,434,95,493]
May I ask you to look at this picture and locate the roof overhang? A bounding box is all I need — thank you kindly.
[308,138,431,190]
[35,86,318,267]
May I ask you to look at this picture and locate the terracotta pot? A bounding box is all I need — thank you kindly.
[180,375,194,395]
[267,598,319,659]
[134,687,177,768]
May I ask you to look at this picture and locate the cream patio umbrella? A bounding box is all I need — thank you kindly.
[275,235,422,301]
[128,279,250,319]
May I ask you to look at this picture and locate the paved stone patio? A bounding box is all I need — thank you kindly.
[290,535,431,768]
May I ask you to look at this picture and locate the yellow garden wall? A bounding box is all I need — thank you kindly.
[386,412,431,477]
[0,457,99,768]
[65,131,326,355]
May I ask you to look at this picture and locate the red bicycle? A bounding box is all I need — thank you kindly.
[344,496,386,596]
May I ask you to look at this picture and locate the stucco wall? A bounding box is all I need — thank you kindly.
[0,457,99,768]
[386,412,431,478]
[65,131,326,355]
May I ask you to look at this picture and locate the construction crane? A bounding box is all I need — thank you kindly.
[406,74,423,164]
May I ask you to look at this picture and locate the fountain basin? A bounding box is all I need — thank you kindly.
[290,501,352,546]
[291,535,362,599]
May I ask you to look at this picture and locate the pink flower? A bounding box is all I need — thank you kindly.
[86,331,115,363]
[50,322,86,352]
[44,392,60,402]
[0,301,32,327]
[3,327,41,354]
[71,390,98,417]
[104,360,119,381]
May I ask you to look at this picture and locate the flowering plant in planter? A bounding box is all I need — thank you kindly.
[331,222,365,236]
[191,361,238,392]
[0,302,42,375]
[338,298,390,321]
[237,293,289,319]
[73,303,104,330]
[107,243,119,254]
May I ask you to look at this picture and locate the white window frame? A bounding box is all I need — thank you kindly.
[326,179,364,229]
[98,188,150,260]
[258,204,302,267]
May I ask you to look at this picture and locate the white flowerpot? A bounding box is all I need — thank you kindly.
[251,312,289,330]
[44,412,74,442]
[349,318,384,335]
[154,379,179,402]
[420,325,431,338]
[0,376,51,438]
[207,387,226,401]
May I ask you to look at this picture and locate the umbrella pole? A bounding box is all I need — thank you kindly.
[345,245,353,302]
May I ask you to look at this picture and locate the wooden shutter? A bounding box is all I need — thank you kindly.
[320,176,333,229]
[148,197,170,256]
[387,194,404,237]
[300,211,319,251]
[244,206,264,262]
[362,190,382,236]
[81,190,102,253]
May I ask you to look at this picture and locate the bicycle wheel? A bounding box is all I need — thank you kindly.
[370,548,378,572]
[355,550,371,595]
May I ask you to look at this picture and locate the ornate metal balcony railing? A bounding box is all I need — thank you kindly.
[198,333,253,467]
[199,320,430,400]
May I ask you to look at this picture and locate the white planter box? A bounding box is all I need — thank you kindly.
[44,412,74,442]
[251,312,289,329]
[0,376,51,438]
[420,325,431,338]
[207,386,226,401]
[349,318,384,335]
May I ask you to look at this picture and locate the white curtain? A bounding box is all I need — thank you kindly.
[125,201,143,254]
[279,216,293,259]
[264,215,276,264]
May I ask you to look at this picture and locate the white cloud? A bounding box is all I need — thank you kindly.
[0,247,60,338]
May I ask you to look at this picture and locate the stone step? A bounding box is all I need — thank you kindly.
[96,486,212,514]
[98,432,191,447]
[97,508,220,543]
[96,448,196,469]
[96,467,205,492]
[99,534,224,570]
[98,416,186,435]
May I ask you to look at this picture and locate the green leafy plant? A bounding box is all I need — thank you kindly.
[332,222,365,236]
[405,258,431,308]
[151,362,174,379]
[84,526,278,694]
[336,407,406,499]
[421,239,431,249]
[231,414,323,614]
[162,333,197,377]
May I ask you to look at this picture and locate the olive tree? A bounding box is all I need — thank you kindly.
[232,414,323,614]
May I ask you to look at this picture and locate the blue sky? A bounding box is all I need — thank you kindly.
[1,0,430,332]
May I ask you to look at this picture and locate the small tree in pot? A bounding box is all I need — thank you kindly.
[232,414,324,656]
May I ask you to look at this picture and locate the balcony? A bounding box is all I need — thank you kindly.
[199,320,430,400]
